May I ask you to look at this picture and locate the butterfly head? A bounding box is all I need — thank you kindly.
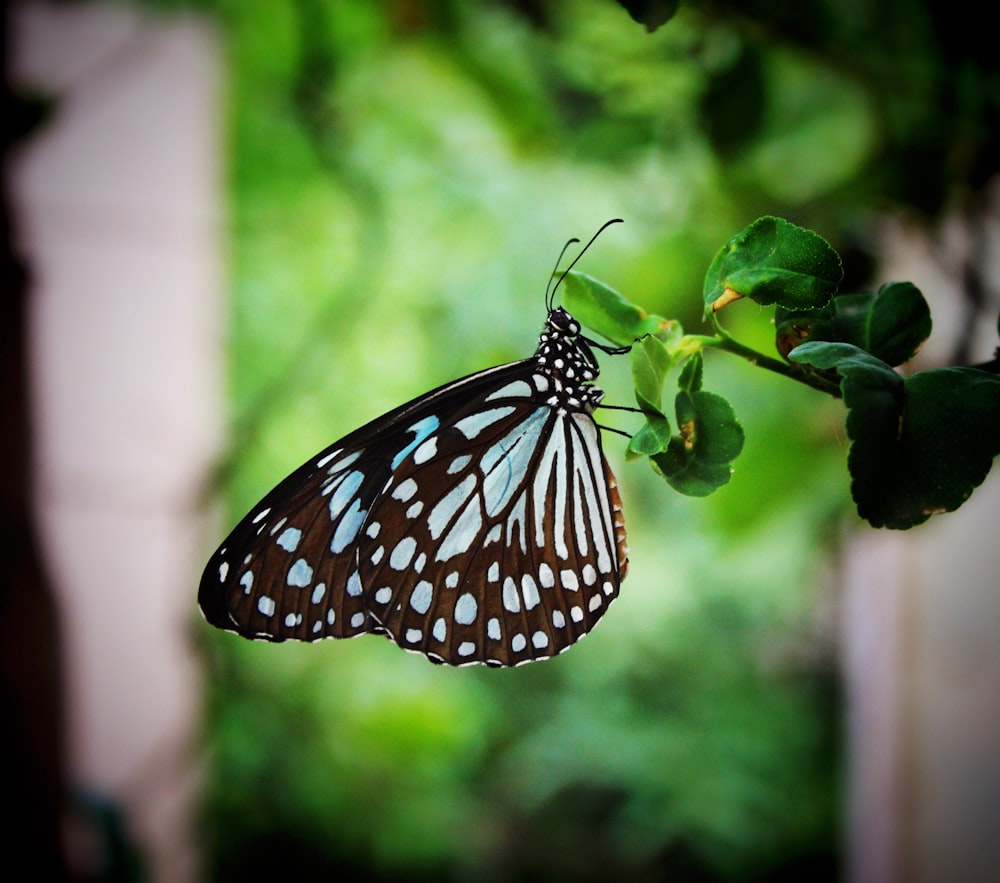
[545,305,581,336]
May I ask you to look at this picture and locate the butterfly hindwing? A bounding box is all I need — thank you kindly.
[359,374,629,666]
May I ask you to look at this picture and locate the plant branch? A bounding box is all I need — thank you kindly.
[692,321,843,398]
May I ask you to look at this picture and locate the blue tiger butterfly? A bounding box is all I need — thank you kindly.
[199,220,631,666]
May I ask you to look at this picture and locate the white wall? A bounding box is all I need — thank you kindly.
[9,3,224,880]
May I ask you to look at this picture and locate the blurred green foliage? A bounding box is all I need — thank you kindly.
[146,0,998,879]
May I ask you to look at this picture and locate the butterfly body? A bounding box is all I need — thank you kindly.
[200,305,629,667]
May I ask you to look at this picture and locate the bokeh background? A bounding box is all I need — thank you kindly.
[6,1,999,881]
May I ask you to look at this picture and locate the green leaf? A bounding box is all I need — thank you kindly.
[791,342,1000,528]
[626,412,672,460]
[703,216,843,313]
[775,281,932,366]
[653,442,735,497]
[678,390,746,465]
[627,337,673,459]
[652,385,745,496]
[892,368,1000,519]
[561,271,670,346]
[677,351,703,393]
[630,334,672,413]
[832,282,932,365]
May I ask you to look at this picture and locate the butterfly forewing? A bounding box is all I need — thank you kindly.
[200,445,388,641]
[199,362,533,643]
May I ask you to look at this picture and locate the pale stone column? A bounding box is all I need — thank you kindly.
[9,3,225,880]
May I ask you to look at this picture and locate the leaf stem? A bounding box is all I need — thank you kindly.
[684,320,843,398]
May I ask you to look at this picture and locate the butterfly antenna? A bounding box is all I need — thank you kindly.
[547,218,624,310]
[545,238,580,311]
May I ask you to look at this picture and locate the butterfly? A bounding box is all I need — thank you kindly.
[199,221,631,667]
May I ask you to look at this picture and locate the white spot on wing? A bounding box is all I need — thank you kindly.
[316,449,342,469]
[521,575,540,610]
[502,577,521,613]
[410,580,433,614]
[325,449,361,472]
[392,478,418,502]
[269,518,287,536]
[413,437,437,464]
[346,570,363,597]
[287,559,313,587]
[538,563,555,588]
[276,527,302,551]
[390,537,417,570]
[454,593,478,625]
